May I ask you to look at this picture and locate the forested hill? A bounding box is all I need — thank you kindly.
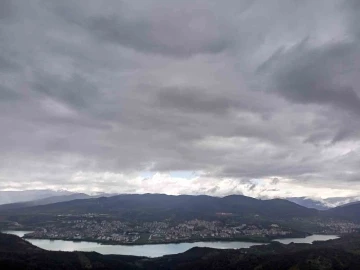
[0,194,318,220]
[322,201,360,222]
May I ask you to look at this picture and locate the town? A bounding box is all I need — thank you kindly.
[315,220,360,234]
[24,218,295,244]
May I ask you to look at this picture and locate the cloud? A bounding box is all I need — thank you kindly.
[49,0,235,57]
[32,73,100,111]
[1,0,360,199]
[86,13,231,57]
[0,0,14,22]
[262,41,360,116]
[154,87,242,115]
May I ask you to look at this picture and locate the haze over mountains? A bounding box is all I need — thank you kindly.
[0,190,117,205]
[0,193,91,211]
[0,190,73,205]
[285,197,360,210]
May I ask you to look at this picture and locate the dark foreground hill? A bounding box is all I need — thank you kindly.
[2,232,360,269]
[1,194,318,221]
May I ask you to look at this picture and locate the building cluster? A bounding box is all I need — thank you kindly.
[316,220,360,234]
[150,220,292,242]
[25,220,139,243]
[24,218,292,244]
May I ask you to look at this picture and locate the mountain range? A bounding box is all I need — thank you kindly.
[1,192,360,222]
[0,194,319,221]
[1,190,360,211]
[285,196,360,210]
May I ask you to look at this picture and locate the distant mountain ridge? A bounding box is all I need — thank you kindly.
[2,190,359,211]
[0,193,91,211]
[0,190,74,205]
[285,197,330,210]
[285,197,360,221]
[0,193,318,220]
[2,192,360,222]
[285,196,360,210]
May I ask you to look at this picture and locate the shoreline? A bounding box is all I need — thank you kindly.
[23,236,269,246]
[3,229,320,246]
[22,233,310,246]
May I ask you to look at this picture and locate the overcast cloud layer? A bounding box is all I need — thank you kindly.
[1,0,360,199]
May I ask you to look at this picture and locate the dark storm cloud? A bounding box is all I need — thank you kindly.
[264,42,360,115]
[1,0,360,196]
[32,73,100,110]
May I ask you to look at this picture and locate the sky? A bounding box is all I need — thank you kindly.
[1,0,360,199]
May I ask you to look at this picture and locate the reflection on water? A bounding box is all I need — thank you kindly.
[272,234,339,244]
[2,230,338,258]
[2,231,31,237]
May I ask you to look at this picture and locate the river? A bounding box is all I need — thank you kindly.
[2,230,339,258]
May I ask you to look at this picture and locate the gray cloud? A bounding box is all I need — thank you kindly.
[0,0,14,22]
[345,0,360,39]
[155,87,242,115]
[48,0,235,57]
[0,86,20,101]
[32,73,100,111]
[271,178,279,185]
[0,54,18,72]
[263,42,360,115]
[86,15,232,57]
[1,0,360,198]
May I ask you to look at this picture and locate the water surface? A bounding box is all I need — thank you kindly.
[2,230,339,257]
[272,234,339,244]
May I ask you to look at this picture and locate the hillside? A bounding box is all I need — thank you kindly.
[324,202,360,222]
[0,194,318,221]
[0,233,42,253]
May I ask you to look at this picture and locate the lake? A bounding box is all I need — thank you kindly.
[2,230,339,258]
[272,234,339,244]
